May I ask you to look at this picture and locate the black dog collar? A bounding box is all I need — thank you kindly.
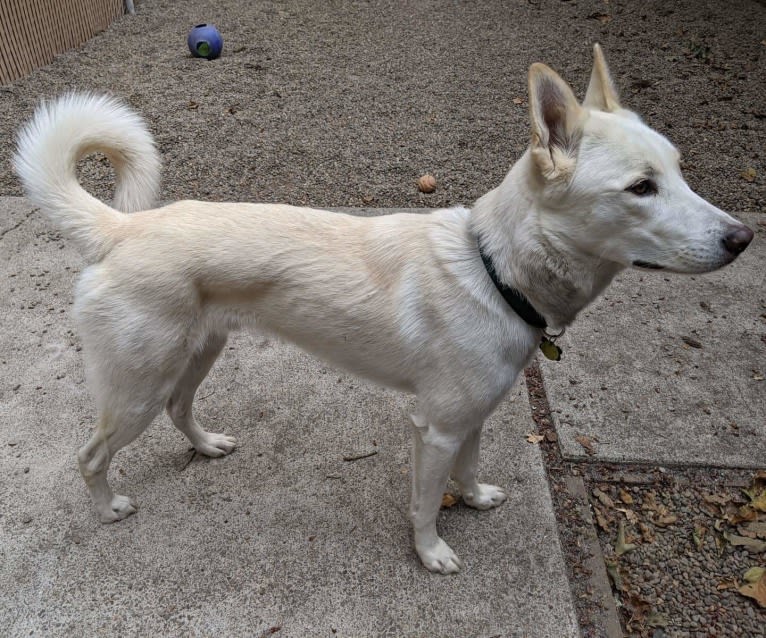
[476,236,563,361]
[476,237,548,329]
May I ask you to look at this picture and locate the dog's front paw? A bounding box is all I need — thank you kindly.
[417,538,464,574]
[462,483,507,510]
[194,431,237,458]
[98,494,137,523]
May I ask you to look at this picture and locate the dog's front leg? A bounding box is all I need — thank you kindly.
[452,427,507,510]
[409,414,464,574]
[166,332,237,457]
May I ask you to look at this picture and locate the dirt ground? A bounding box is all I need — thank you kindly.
[1,1,764,636]
[0,0,764,214]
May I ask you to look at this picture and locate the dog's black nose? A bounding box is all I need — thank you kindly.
[722,225,754,255]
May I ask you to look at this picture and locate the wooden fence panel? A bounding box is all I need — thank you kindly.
[0,0,124,85]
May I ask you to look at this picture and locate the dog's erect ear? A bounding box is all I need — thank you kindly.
[528,63,584,180]
[583,43,621,112]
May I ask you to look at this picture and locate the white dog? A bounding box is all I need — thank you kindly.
[14,45,752,573]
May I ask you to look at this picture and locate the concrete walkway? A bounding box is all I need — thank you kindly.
[1,197,763,636]
[0,198,579,637]
[541,212,765,469]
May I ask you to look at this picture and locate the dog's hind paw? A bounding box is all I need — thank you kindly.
[98,494,137,523]
[462,483,507,510]
[418,538,464,574]
[194,431,237,458]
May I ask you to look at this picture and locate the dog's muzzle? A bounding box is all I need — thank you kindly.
[633,223,754,271]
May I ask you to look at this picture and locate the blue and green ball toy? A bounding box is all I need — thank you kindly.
[187,23,223,60]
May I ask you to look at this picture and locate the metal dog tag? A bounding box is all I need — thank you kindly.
[540,337,562,361]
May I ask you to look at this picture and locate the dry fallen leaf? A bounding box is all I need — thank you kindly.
[641,492,678,527]
[693,524,707,550]
[642,491,660,512]
[576,434,596,455]
[715,533,726,556]
[741,167,757,182]
[654,513,679,527]
[744,474,766,513]
[724,531,766,553]
[441,493,458,509]
[615,520,637,556]
[716,577,738,591]
[623,592,651,632]
[724,503,759,525]
[526,433,544,444]
[639,522,656,543]
[593,488,615,509]
[588,12,612,24]
[619,488,634,505]
[512,97,524,105]
[738,525,759,539]
[738,567,766,608]
[703,492,732,507]
[741,521,766,539]
[616,507,638,525]
[606,560,624,591]
[594,507,612,532]
[646,611,669,628]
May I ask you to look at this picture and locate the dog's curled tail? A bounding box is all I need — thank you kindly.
[13,93,160,262]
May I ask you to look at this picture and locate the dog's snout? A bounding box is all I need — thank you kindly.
[722,225,754,256]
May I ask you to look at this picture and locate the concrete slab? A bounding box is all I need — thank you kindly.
[541,212,765,468]
[0,198,579,637]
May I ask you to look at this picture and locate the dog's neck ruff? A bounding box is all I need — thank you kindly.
[476,236,547,330]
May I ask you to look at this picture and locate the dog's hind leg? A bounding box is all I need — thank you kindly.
[409,413,465,574]
[166,332,236,457]
[451,427,507,510]
[78,398,164,523]
[75,309,197,522]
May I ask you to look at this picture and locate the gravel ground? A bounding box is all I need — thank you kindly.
[526,363,766,638]
[0,0,764,213]
[1,1,765,635]
[590,477,766,638]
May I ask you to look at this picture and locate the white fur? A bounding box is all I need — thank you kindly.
[14,93,160,261]
[13,46,752,573]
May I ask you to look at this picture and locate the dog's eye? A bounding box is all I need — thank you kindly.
[626,179,657,196]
